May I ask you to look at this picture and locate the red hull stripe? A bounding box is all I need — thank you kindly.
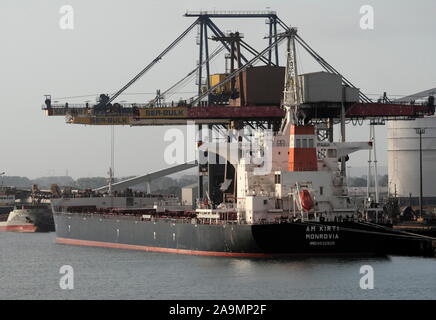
[56,237,273,258]
[0,225,37,233]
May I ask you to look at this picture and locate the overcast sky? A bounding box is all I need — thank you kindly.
[0,0,434,178]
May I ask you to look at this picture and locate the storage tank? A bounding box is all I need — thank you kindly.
[387,116,436,205]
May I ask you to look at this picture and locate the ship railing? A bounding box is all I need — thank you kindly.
[56,209,387,226]
[57,211,193,222]
[56,192,175,199]
[43,103,145,109]
[57,210,243,225]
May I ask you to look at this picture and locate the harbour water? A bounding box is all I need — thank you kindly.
[0,232,435,300]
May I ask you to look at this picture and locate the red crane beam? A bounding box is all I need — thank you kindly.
[345,103,434,118]
[44,102,434,126]
[185,105,285,119]
[133,103,433,121]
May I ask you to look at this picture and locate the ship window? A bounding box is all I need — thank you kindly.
[276,139,285,146]
[327,149,337,158]
[308,138,314,148]
[275,174,281,184]
[296,139,301,148]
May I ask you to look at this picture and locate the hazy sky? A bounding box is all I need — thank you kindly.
[0,0,434,178]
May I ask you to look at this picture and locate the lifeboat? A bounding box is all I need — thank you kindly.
[299,190,314,212]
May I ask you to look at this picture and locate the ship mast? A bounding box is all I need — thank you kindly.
[108,125,115,196]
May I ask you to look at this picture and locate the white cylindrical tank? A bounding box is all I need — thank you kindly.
[387,116,436,199]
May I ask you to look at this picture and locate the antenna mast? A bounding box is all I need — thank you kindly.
[108,125,115,195]
[281,27,300,132]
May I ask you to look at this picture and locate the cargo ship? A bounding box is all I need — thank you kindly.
[48,23,435,257]
[52,123,436,257]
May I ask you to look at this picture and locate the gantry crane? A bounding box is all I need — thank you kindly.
[42,11,434,130]
[42,11,435,201]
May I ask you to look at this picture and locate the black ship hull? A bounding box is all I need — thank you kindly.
[394,223,436,238]
[53,212,435,257]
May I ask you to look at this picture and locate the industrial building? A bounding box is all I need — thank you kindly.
[388,88,436,209]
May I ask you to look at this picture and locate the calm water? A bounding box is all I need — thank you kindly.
[0,232,435,300]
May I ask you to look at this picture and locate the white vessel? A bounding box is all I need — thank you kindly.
[0,187,16,219]
[0,202,53,233]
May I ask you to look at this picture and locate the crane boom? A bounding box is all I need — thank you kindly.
[107,18,200,104]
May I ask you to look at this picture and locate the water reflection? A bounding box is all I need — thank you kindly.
[1,232,435,300]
